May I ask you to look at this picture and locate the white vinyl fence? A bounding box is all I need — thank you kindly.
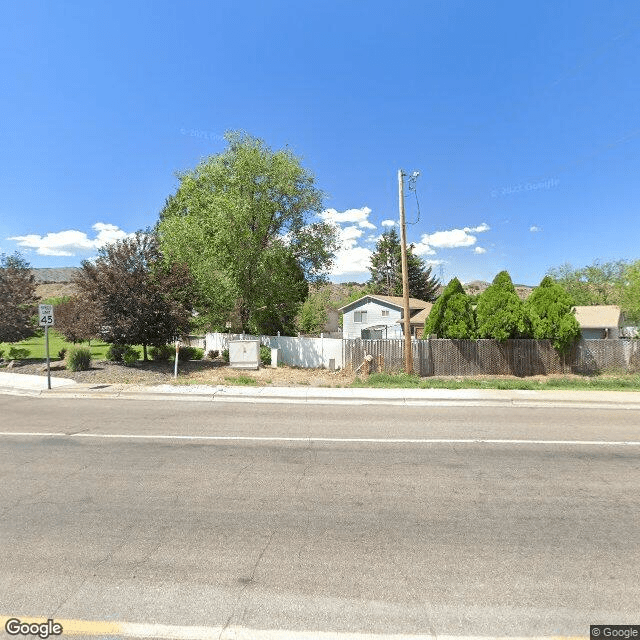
[205,333,344,369]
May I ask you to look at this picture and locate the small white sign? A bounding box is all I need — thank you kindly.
[38,304,55,327]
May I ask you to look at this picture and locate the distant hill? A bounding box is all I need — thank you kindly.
[463,280,534,300]
[31,268,80,301]
[32,267,81,283]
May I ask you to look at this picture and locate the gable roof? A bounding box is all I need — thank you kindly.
[404,303,433,325]
[338,294,431,312]
[572,305,623,329]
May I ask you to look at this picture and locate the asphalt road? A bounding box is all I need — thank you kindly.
[1,396,639,638]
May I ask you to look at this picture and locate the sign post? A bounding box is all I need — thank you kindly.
[174,339,179,379]
[38,304,55,390]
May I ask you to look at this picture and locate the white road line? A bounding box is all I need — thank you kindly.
[0,431,638,446]
[120,624,587,640]
[0,616,589,639]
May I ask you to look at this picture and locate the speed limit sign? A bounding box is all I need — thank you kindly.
[38,304,55,327]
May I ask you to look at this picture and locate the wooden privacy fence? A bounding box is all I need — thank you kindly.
[344,339,640,376]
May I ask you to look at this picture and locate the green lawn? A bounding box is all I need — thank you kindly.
[351,372,640,392]
[0,330,129,361]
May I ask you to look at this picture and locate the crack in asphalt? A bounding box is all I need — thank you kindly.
[217,528,278,640]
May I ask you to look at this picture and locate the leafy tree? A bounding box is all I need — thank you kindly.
[0,252,37,343]
[157,131,339,334]
[368,228,439,300]
[54,296,101,344]
[525,276,581,353]
[547,260,627,306]
[475,271,532,340]
[73,232,196,360]
[423,277,476,338]
[297,287,330,334]
[621,260,640,325]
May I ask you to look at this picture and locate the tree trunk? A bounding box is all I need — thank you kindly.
[143,343,148,361]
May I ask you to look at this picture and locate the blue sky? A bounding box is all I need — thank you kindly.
[1,1,639,286]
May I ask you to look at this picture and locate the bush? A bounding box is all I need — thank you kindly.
[149,344,174,361]
[66,346,91,371]
[8,346,30,360]
[260,345,271,366]
[58,348,67,360]
[207,350,219,359]
[106,343,128,362]
[0,348,4,360]
[122,346,140,366]
[178,346,204,361]
[222,349,229,363]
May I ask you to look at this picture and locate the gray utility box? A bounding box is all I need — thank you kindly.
[229,340,260,370]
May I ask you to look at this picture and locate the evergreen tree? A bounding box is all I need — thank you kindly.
[369,229,402,296]
[423,277,476,338]
[525,276,581,352]
[475,271,532,340]
[368,229,439,300]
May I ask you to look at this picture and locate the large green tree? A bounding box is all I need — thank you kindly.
[621,260,640,325]
[157,131,339,334]
[547,260,628,306]
[525,276,581,352]
[368,228,439,301]
[423,277,476,338]
[475,271,531,340]
[0,253,37,343]
[74,232,196,360]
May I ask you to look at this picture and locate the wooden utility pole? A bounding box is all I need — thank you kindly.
[398,169,413,374]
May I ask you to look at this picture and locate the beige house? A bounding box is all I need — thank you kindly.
[572,305,626,339]
[396,303,433,339]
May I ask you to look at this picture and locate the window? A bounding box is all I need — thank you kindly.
[381,310,389,317]
[354,311,367,323]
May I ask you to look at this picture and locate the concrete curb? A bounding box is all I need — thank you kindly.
[2,372,640,408]
[38,383,640,409]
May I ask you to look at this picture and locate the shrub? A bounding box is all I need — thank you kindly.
[424,278,476,339]
[0,348,4,360]
[475,271,531,340]
[260,345,271,366]
[207,349,219,359]
[178,346,204,361]
[222,348,229,363]
[122,346,140,366]
[106,343,128,362]
[58,348,67,360]
[149,344,174,361]
[8,346,30,360]
[66,346,91,371]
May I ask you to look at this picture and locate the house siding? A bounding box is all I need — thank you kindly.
[342,298,404,339]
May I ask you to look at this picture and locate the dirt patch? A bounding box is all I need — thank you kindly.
[3,358,356,387]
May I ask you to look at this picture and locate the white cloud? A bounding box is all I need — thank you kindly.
[465,223,490,233]
[328,223,372,276]
[529,225,541,232]
[413,222,490,255]
[320,206,376,230]
[381,219,396,227]
[10,223,132,256]
[412,241,437,256]
[424,259,445,266]
[474,246,487,254]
